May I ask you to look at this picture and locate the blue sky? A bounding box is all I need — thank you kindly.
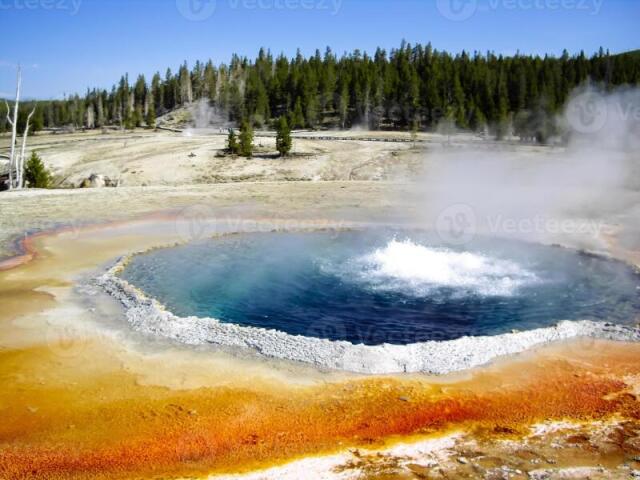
[1,0,638,99]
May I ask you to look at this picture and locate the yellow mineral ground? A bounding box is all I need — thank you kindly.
[0,219,639,480]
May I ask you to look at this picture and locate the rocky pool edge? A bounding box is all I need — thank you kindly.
[95,254,640,375]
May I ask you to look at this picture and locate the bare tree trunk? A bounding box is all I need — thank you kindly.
[5,66,21,190]
[97,95,104,127]
[17,107,35,189]
[86,103,95,129]
[4,100,14,188]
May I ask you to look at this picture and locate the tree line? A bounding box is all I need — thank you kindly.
[1,43,638,143]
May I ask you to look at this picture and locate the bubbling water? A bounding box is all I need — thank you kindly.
[355,239,538,297]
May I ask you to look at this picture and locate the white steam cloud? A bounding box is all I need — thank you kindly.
[412,85,640,252]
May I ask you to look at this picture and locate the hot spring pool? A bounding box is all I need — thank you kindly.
[119,230,640,346]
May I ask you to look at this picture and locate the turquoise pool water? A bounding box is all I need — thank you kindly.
[120,229,640,345]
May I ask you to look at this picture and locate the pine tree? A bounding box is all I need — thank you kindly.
[238,120,254,157]
[0,103,7,134]
[227,81,243,122]
[469,104,486,132]
[151,73,163,114]
[338,83,349,129]
[146,102,156,128]
[179,62,193,105]
[226,128,239,155]
[275,116,292,157]
[133,106,143,128]
[410,119,419,146]
[204,60,217,101]
[452,74,467,128]
[31,106,44,132]
[495,70,510,139]
[290,98,305,129]
[96,94,105,127]
[164,68,175,110]
[134,74,147,110]
[24,151,51,188]
[123,110,135,130]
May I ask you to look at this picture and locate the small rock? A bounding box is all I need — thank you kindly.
[88,173,105,188]
[407,463,432,476]
[457,456,469,464]
[528,470,550,480]
[398,396,410,402]
[79,173,108,188]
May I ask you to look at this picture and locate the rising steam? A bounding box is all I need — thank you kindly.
[412,85,640,251]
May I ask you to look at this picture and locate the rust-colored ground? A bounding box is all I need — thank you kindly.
[0,220,639,480]
[2,339,639,479]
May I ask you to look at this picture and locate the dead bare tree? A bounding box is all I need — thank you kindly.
[3,66,38,190]
[17,107,36,189]
[3,100,14,187]
[5,65,21,190]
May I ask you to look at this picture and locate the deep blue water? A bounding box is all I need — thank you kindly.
[120,230,640,345]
